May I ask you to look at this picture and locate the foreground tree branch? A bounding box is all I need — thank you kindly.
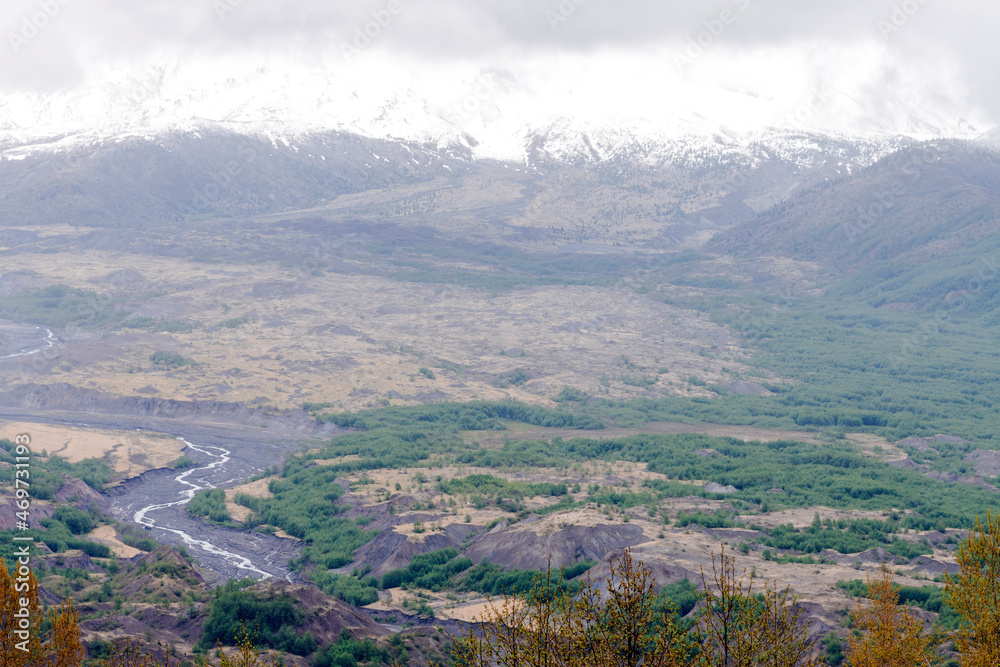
[698,546,818,667]
[945,511,1000,667]
[846,567,934,667]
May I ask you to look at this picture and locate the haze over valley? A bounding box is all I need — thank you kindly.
[2,2,1000,666]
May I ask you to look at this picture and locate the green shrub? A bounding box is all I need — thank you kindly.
[52,507,95,535]
[658,579,699,616]
[313,630,390,667]
[0,441,111,493]
[554,386,590,403]
[836,579,961,629]
[493,369,530,388]
[188,489,231,523]
[675,510,735,529]
[36,518,111,557]
[438,474,567,509]
[762,517,931,558]
[119,525,158,552]
[173,456,197,469]
[200,581,313,655]
[0,285,128,327]
[311,572,380,606]
[150,351,198,367]
[119,317,195,333]
[458,561,583,597]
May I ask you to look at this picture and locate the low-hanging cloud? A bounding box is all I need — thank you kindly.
[0,0,997,129]
[0,1,989,53]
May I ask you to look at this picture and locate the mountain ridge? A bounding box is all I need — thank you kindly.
[708,140,1000,274]
[1,57,986,169]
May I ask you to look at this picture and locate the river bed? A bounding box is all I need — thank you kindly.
[0,408,310,584]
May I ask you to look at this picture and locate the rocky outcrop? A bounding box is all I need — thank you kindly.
[888,456,920,469]
[965,449,1000,477]
[897,434,965,451]
[920,531,956,546]
[0,486,54,529]
[81,564,386,652]
[119,546,209,598]
[252,581,388,642]
[703,482,738,494]
[925,470,998,492]
[365,608,471,637]
[464,523,649,571]
[349,529,465,579]
[853,547,910,565]
[720,381,771,395]
[54,476,108,511]
[90,269,148,290]
[42,549,105,573]
[908,556,960,577]
[886,436,998,490]
[794,601,838,642]
[0,270,44,296]
[698,527,764,541]
[586,544,699,591]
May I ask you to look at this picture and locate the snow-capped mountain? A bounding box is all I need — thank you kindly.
[0,52,989,170]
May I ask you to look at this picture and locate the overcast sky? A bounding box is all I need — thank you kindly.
[1,0,997,135]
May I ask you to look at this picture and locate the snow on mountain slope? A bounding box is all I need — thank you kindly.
[0,51,988,169]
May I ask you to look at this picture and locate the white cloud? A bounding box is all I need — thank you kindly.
[0,0,995,142]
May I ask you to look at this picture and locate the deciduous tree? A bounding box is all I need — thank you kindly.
[698,546,819,667]
[578,549,695,667]
[452,565,582,667]
[217,626,278,667]
[944,511,1000,667]
[47,598,84,667]
[95,634,167,667]
[453,549,694,667]
[845,567,933,667]
[0,558,43,667]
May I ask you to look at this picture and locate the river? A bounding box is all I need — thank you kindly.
[0,407,310,584]
[131,437,274,580]
[0,326,56,360]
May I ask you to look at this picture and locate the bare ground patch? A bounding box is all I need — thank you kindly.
[330,457,956,621]
[847,433,910,465]
[225,476,275,523]
[84,524,142,558]
[3,249,769,412]
[360,498,953,621]
[0,420,183,480]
